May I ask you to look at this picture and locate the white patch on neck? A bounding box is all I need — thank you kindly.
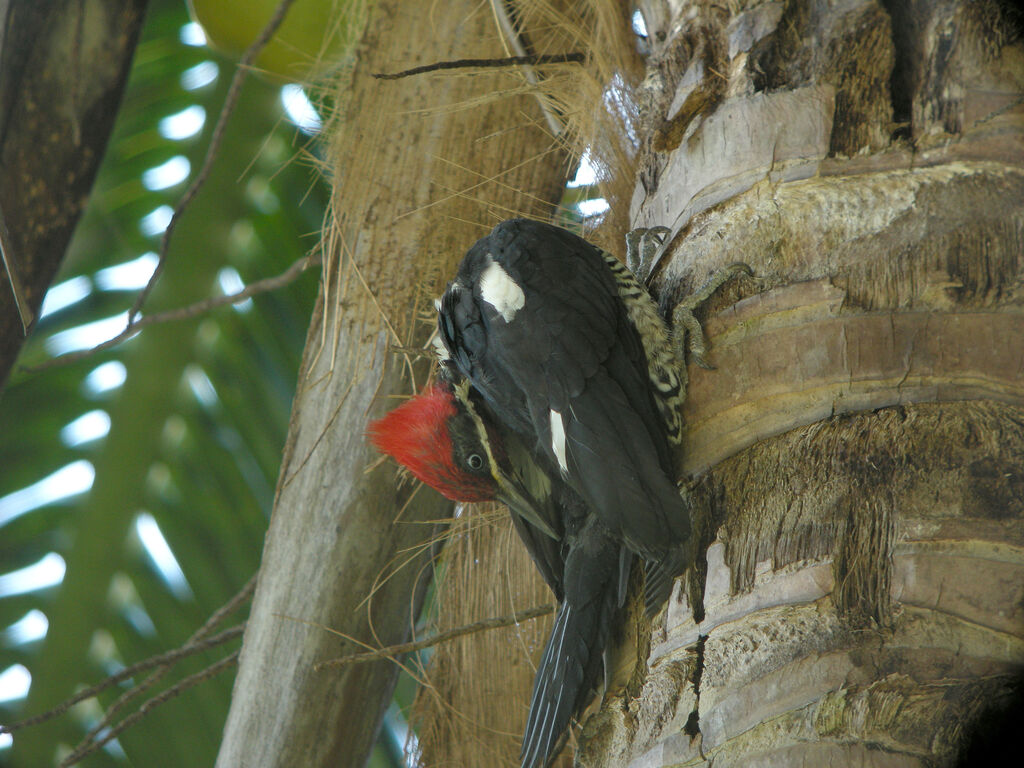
[430,333,450,361]
[478,256,525,322]
[549,409,568,473]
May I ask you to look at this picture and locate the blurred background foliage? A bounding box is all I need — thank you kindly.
[0,0,372,764]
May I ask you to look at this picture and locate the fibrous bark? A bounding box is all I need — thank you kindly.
[581,1,1024,766]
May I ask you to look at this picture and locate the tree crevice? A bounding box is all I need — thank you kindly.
[682,633,708,740]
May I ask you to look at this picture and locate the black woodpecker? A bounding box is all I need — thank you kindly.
[369,367,628,768]
[436,219,697,603]
[370,218,749,768]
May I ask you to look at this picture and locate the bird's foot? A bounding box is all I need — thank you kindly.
[672,262,752,368]
[625,226,671,284]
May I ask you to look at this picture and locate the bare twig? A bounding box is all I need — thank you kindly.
[58,651,239,767]
[27,251,318,373]
[0,203,33,332]
[373,53,584,80]
[0,581,253,768]
[128,0,299,322]
[488,0,566,137]
[195,573,258,635]
[395,144,563,221]
[63,575,257,758]
[0,625,243,735]
[315,603,554,670]
[2,576,254,736]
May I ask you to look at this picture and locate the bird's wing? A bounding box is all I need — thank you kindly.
[439,219,689,561]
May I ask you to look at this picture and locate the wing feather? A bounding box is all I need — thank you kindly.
[440,219,690,561]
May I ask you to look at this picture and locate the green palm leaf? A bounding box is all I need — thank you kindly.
[0,1,327,764]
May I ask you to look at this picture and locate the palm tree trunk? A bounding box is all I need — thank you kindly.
[214,2,572,766]
[580,0,1024,765]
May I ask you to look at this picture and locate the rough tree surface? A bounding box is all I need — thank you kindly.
[214,2,572,766]
[575,1,1024,766]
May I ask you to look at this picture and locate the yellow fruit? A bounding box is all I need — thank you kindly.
[187,0,352,82]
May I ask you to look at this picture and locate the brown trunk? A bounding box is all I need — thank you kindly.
[579,0,1024,765]
[0,0,147,388]
[214,1,574,766]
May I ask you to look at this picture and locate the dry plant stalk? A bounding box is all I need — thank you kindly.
[506,0,642,243]
[222,0,605,762]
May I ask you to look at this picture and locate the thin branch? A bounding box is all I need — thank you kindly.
[344,240,402,346]
[0,626,243,735]
[1,575,255,736]
[27,252,318,373]
[488,0,566,137]
[0,203,33,332]
[372,53,584,80]
[395,143,564,221]
[65,575,257,757]
[194,573,258,636]
[58,651,239,768]
[385,344,434,360]
[431,152,561,213]
[128,0,299,322]
[280,612,434,689]
[281,376,356,489]
[315,603,554,670]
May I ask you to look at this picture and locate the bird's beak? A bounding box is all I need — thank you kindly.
[495,471,558,540]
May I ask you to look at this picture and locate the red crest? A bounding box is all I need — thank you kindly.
[368,384,496,502]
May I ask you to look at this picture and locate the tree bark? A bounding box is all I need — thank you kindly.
[0,0,147,389]
[577,0,1024,766]
[214,2,572,766]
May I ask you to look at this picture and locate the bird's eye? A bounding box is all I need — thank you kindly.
[467,454,484,470]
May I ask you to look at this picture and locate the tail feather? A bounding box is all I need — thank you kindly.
[643,548,688,617]
[520,604,584,768]
[520,586,617,768]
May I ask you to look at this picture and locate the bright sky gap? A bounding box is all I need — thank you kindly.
[135,513,193,600]
[142,156,191,191]
[0,461,95,529]
[159,105,206,140]
[95,253,159,291]
[281,84,322,135]
[181,61,218,91]
[83,361,128,395]
[0,553,67,598]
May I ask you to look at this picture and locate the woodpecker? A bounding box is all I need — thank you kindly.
[436,219,698,604]
[369,369,627,768]
[370,218,748,768]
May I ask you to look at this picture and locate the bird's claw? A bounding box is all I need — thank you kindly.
[672,262,752,368]
[694,354,715,370]
[676,262,752,313]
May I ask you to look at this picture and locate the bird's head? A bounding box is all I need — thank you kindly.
[368,383,501,503]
